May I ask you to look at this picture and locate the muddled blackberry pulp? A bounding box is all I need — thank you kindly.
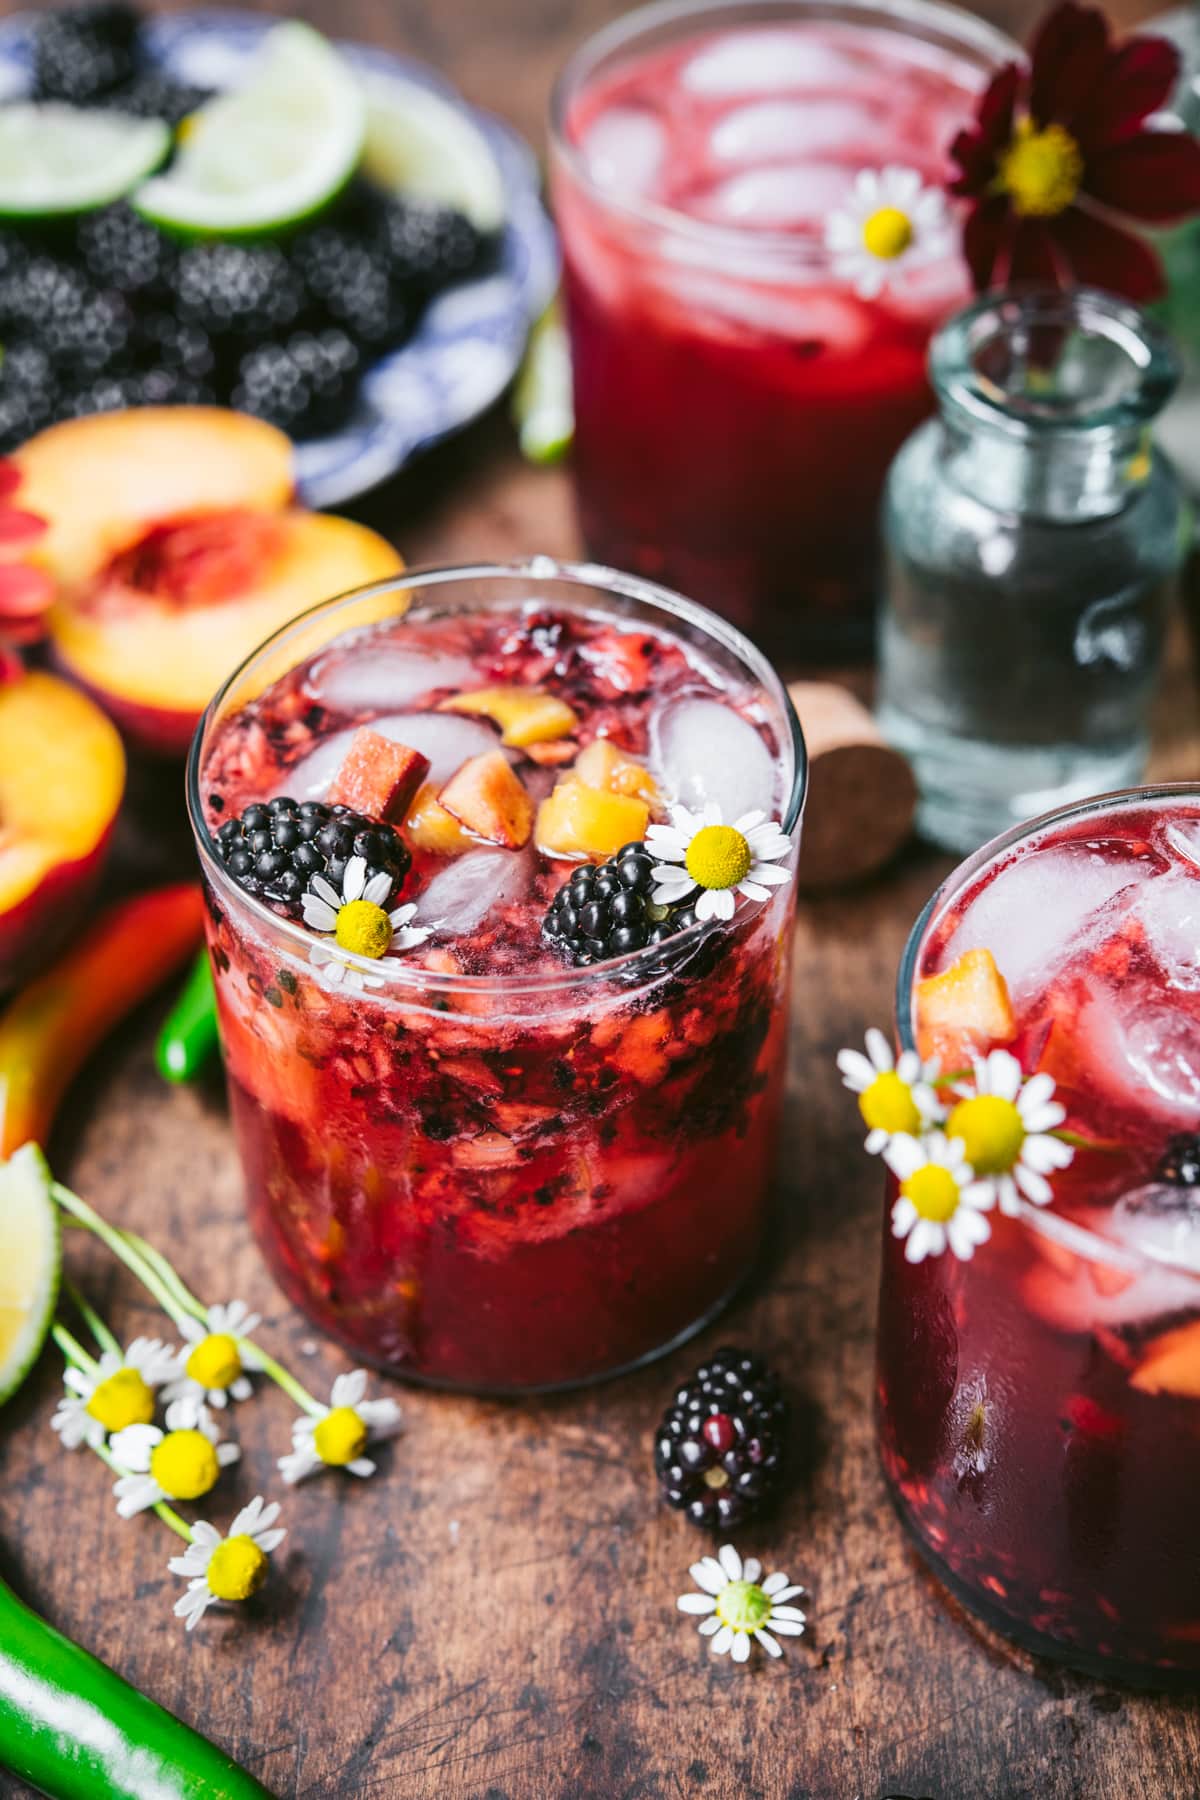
[197,598,799,1390]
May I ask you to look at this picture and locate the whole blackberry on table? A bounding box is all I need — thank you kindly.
[542,841,694,965]
[32,3,140,104]
[0,256,90,339]
[133,312,216,385]
[232,330,359,438]
[106,71,212,125]
[655,1347,788,1530]
[76,203,176,299]
[0,346,60,454]
[41,289,133,380]
[1158,1135,1200,1186]
[291,227,411,349]
[376,198,487,297]
[213,799,411,919]
[172,244,306,348]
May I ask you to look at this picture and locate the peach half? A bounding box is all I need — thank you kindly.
[0,669,126,990]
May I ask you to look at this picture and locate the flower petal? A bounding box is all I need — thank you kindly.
[754,1627,783,1657]
[949,62,1021,196]
[678,1592,718,1614]
[961,194,1013,290]
[761,1570,791,1596]
[1029,0,1111,133]
[342,857,367,903]
[742,1558,762,1585]
[717,1544,743,1582]
[690,1557,728,1596]
[710,1624,735,1656]
[1076,35,1182,146]
[1085,131,1200,221]
[1050,204,1164,301]
[730,1631,751,1663]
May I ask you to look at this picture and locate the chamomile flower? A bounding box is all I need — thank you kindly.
[677,1543,806,1664]
[162,1300,262,1411]
[51,1338,179,1451]
[302,856,430,990]
[647,804,793,924]
[884,1131,992,1263]
[945,1049,1073,1216]
[837,1028,943,1154]
[110,1400,240,1517]
[169,1496,286,1631]
[824,166,954,298]
[277,1369,402,1484]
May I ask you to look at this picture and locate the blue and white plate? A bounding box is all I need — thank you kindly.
[0,10,560,508]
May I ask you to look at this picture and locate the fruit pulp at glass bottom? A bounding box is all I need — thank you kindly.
[876,1212,1200,1673]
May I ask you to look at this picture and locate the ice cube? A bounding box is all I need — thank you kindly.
[1080,985,1200,1120]
[650,697,777,821]
[418,849,531,936]
[697,161,858,228]
[308,649,477,712]
[651,250,870,347]
[1020,1200,1200,1331]
[580,106,666,196]
[275,727,356,801]
[942,843,1144,1000]
[275,714,504,802]
[1132,870,1200,991]
[1163,816,1200,873]
[681,30,859,95]
[1108,1183,1200,1275]
[709,98,884,163]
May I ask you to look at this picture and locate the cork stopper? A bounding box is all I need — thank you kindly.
[788,681,917,890]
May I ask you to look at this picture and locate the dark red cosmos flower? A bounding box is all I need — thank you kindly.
[949,0,1200,302]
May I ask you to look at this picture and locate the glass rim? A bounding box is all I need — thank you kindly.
[896,781,1200,1281]
[547,0,1017,271]
[929,284,1182,442]
[186,554,808,1000]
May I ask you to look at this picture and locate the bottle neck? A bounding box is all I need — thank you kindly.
[940,407,1152,522]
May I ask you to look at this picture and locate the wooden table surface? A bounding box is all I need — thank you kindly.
[4,0,1200,1796]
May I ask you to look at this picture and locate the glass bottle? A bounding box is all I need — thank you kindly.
[877,286,1189,854]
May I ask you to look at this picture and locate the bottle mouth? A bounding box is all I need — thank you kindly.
[930,284,1181,440]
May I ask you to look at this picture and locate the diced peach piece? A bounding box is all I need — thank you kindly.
[403,783,476,856]
[915,947,1015,1069]
[1130,1321,1200,1398]
[438,751,533,849]
[438,686,577,747]
[522,739,578,767]
[535,777,650,862]
[327,728,429,822]
[573,737,660,806]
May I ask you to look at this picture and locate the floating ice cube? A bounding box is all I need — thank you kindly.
[942,843,1144,1000]
[709,98,883,162]
[580,106,665,195]
[275,714,504,801]
[275,727,356,801]
[1108,1183,1200,1276]
[650,697,777,821]
[418,849,531,936]
[1020,1201,1200,1332]
[681,30,860,95]
[697,161,858,228]
[1132,870,1200,991]
[1080,986,1200,1121]
[309,649,477,712]
[1163,816,1200,873]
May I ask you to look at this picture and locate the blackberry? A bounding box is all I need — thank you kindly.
[1158,1135,1200,1187]
[231,329,359,438]
[133,312,216,385]
[42,290,133,379]
[376,199,487,297]
[0,345,60,453]
[213,798,411,919]
[76,203,175,299]
[63,367,212,420]
[32,3,141,104]
[108,71,211,125]
[172,244,305,347]
[542,841,691,965]
[0,256,90,338]
[655,1346,788,1530]
[292,227,410,349]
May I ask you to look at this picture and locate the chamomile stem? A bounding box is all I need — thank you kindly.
[88,1436,193,1543]
[63,1278,120,1356]
[51,1183,191,1331]
[52,1321,98,1377]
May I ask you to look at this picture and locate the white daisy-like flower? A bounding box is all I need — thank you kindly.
[837,1027,943,1155]
[162,1300,263,1411]
[945,1048,1074,1216]
[51,1337,179,1451]
[677,1543,806,1664]
[884,1130,992,1263]
[302,856,430,990]
[825,166,955,298]
[647,803,793,924]
[110,1400,240,1518]
[169,1495,287,1631]
[277,1369,402,1484]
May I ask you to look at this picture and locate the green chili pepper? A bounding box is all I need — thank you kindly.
[0,1568,273,1799]
[156,951,219,1085]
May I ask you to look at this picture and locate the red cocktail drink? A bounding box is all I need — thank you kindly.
[877,786,1200,1680]
[188,563,804,1392]
[550,0,1012,658]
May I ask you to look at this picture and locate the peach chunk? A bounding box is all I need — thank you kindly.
[1131,1322,1200,1399]
[328,729,430,823]
[438,752,533,849]
[573,737,660,806]
[535,776,650,861]
[915,947,1015,1070]
[403,784,476,856]
[437,686,578,748]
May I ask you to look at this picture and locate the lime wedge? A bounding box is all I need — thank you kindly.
[0,1144,60,1406]
[361,73,505,234]
[0,104,169,220]
[134,22,366,237]
[512,300,573,465]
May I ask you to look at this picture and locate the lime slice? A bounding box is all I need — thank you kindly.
[0,104,169,220]
[512,300,573,465]
[134,22,366,237]
[361,73,505,234]
[0,1144,60,1406]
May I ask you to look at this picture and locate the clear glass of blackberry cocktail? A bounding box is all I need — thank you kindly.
[188,561,805,1392]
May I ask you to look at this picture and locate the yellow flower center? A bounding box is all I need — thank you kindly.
[185,1332,243,1393]
[901,1163,961,1224]
[862,205,914,261]
[207,1535,269,1602]
[997,118,1083,217]
[715,1579,772,1633]
[313,1405,369,1466]
[334,899,393,959]
[86,1367,155,1433]
[860,1070,921,1137]
[149,1429,220,1501]
[947,1093,1026,1175]
[685,825,752,892]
